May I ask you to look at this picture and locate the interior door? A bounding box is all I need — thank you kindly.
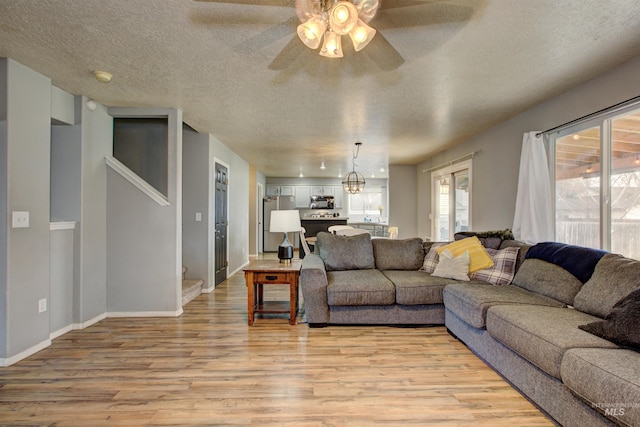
[214,162,228,286]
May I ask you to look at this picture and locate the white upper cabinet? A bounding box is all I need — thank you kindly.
[266,185,295,196]
[294,186,311,208]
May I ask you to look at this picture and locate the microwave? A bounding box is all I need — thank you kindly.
[310,196,334,209]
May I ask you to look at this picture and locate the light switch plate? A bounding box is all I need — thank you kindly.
[195,212,202,222]
[12,211,29,228]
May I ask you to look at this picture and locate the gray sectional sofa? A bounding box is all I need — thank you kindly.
[299,231,640,427]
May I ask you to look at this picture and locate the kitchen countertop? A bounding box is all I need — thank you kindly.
[301,217,349,221]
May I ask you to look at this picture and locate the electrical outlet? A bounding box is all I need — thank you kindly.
[38,298,47,313]
[12,211,30,228]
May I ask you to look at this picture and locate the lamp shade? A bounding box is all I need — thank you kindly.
[349,19,376,51]
[270,210,301,233]
[297,16,327,49]
[329,1,358,35]
[320,31,343,58]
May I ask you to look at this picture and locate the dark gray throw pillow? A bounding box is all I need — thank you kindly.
[316,231,375,271]
[578,287,640,350]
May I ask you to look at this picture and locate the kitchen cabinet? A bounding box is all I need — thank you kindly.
[294,186,311,208]
[280,186,294,196]
[310,186,334,196]
[266,185,294,196]
[333,186,343,208]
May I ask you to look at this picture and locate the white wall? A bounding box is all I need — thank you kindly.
[389,165,418,239]
[76,97,110,324]
[417,54,640,239]
[0,58,52,362]
[182,127,210,285]
[106,108,182,315]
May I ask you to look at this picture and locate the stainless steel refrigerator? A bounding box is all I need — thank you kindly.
[263,195,298,252]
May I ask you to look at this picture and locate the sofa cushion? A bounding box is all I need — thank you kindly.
[326,269,395,306]
[525,242,607,284]
[438,236,494,273]
[432,249,470,281]
[317,231,375,271]
[469,247,519,285]
[561,348,640,427]
[420,242,445,273]
[511,258,584,305]
[373,237,425,271]
[384,270,486,305]
[574,253,640,318]
[443,283,565,329]
[486,305,618,379]
[498,239,531,272]
[579,287,640,350]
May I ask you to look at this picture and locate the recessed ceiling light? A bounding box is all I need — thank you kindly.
[320,161,326,170]
[93,70,112,83]
[379,167,385,172]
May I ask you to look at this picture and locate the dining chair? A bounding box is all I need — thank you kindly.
[336,228,370,236]
[300,227,315,255]
[328,225,353,234]
[388,226,399,239]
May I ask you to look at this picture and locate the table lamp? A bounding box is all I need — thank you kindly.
[270,210,301,263]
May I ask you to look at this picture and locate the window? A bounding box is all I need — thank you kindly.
[552,105,640,259]
[431,160,471,241]
[347,184,387,221]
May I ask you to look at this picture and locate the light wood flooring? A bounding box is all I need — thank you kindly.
[0,255,554,426]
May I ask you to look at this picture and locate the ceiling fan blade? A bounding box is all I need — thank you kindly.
[375,2,474,29]
[194,0,296,6]
[236,16,298,53]
[268,36,307,70]
[363,32,404,71]
[378,0,438,9]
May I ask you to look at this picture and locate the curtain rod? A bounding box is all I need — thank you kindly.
[422,150,480,173]
[535,94,640,137]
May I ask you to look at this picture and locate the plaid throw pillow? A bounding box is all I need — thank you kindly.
[470,247,520,285]
[420,243,446,273]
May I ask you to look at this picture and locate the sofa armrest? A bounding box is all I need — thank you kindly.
[300,254,330,325]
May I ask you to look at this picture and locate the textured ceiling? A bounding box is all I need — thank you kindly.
[2,0,640,178]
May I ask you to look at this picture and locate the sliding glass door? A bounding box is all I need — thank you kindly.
[432,160,471,241]
[551,106,640,259]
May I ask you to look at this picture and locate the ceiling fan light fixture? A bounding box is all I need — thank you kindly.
[349,19,376,51]
[320,31,343,58]
[297,16,327,49]
[329,1,358,35]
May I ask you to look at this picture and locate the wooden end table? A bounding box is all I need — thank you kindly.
[244,259,302,326]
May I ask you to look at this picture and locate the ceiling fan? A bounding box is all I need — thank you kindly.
[193,0,473,71]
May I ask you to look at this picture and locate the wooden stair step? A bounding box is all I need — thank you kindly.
[182,279,203,306]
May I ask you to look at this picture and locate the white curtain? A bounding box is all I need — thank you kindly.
[512,131,554,244]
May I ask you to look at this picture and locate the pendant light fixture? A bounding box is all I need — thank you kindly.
[342,142,366,194]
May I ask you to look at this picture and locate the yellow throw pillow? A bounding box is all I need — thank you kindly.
[437,236,495,273]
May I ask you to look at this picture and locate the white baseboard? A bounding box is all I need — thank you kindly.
[73,312,107,330]
[203,260,250,293]
[0,338,51,367]
[229,260,250,278]
[50,324,73,340]
[107,308,183,318]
